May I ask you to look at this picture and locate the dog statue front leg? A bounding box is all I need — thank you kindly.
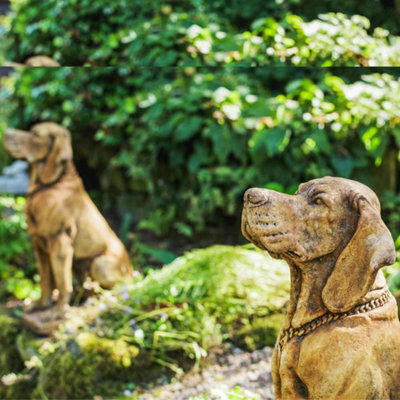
[48,232,74,310]
[24,239,54,312]
[33,242,53,307]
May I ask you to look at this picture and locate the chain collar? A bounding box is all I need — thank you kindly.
[277,289,392,352]
[26,162,68,199]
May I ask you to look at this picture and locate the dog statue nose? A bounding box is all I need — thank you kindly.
[244,188,267,205]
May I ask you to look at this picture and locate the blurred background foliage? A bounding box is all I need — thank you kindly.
[1,67,400,301]
[0,196,39,301]
[2,67,400,237]
[1,0,400,66]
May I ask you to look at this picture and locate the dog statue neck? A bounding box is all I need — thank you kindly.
[286,256,336,329]
[27,160,80,197]
[286,254,388,329]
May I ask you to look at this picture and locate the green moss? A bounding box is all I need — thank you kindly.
[77,332,139,370]
[0,308,39,400]
[5,373,38,400]
[34,350,96,399]
[36,334,140,399]
[233,313,285,351]
[0,310,24,375]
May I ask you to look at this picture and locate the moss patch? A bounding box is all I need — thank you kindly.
[34,333,141,399]
[0,309,24,375]
[233,313,285,351]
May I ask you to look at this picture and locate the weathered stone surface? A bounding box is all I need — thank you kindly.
[242,176,400,399]
[3,56,60,67]
[24,56,60,67]
[3,122,133,327]
[21,301,100,336]
[22,310,64,336]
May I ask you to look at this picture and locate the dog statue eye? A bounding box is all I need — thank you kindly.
[313,197,325,205]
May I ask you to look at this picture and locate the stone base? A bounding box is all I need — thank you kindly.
[22,302,99,336]
[22,309,66,336]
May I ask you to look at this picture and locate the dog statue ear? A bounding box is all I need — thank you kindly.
[39,129,73,185]
[322,197,395,313]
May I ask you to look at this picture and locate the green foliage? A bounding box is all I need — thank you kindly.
[262,73,400,184]
[32,335,140,399]
[241,13,400,66]
[100,245,289,373]
[289,0,399,36]
[1,245,289,398]
[382,192,400,247]
[1,0,400,66]
[2,68,400,235]
[382,192,400,298]
[0,311,24,375]
[190,386,260,400]
[0,119,11,171]
[0,196,38,301]
[2,0,224,66]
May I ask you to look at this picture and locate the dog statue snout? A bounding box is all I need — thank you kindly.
[244,188,267,205]
[5,128,29,137]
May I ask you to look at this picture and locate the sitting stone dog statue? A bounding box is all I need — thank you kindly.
[242,176,400,399]
[4,122,133,320]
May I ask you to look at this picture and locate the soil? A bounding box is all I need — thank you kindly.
[135,346,275,400]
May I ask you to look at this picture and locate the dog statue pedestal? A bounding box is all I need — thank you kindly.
[21,301,99,336]
[22,308,67,336]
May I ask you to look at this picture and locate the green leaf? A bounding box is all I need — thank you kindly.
[209,123,231,163]
[250,128,291,161]
[309,129,331,154]
[331,153,354,177]
[175,116,203,142]
[137,243,177,265]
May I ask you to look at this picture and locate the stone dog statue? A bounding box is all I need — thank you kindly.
[4,122,133,313]
[242,176,400,399]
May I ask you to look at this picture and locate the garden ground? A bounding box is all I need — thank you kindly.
[133,345,274,400]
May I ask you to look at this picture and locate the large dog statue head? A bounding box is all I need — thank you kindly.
[242,176,396,313]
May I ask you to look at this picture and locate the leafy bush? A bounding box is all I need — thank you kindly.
[1,0,225,66]
[241,13,400,66]
[0,196,38,301]
[1,0,400,66]
[183,13,400,67]
[2,68,400,235]
[262,73,400,184]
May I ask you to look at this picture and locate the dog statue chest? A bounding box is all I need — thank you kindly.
[26,190,73,237]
